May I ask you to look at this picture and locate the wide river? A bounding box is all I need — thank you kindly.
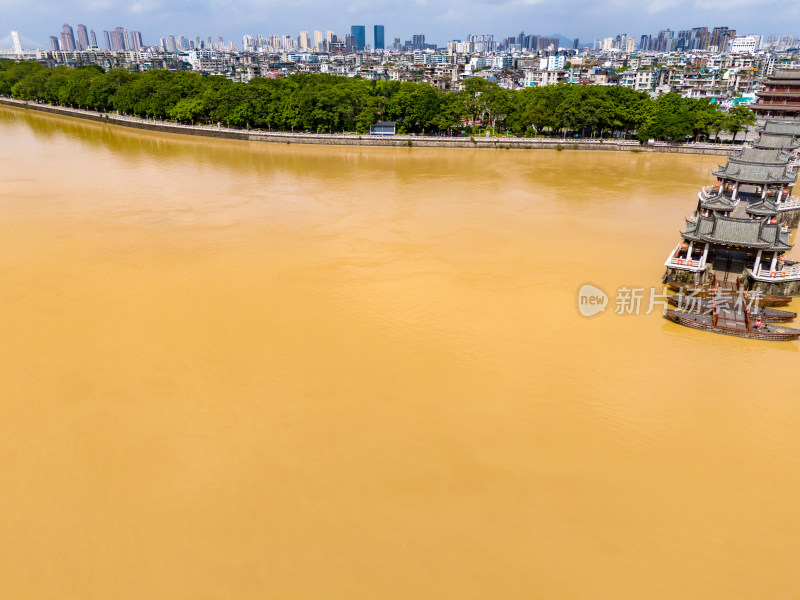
[1,105,799,599]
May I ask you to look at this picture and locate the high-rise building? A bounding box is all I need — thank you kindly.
[110,28,125,51]
[536,36,556,51]
[103,30,111,50]
[60,24,76,51]
[313,30,323,51]
[467,33,494,53]
[350,25,365,51]
[166,35,177,52]
[729,34,761,53]
[108,27,130,51]
[374,25,384,50]
[709,26,736,52]
[115,27,130,50]
[299,31,310,50]
[654,29,673,52]
[50,36,60,51]
[76,24,89,50]
[130,31,143,51]
[90,29,97,47]
[412,34,425,51]
[690,27,709,50]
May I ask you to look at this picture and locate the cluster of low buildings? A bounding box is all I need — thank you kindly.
[17,24,800,104]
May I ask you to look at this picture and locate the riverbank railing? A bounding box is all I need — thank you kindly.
[0,97,746,154]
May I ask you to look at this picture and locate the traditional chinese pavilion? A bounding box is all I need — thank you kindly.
[663,117,800,296]
[752,68,800,119]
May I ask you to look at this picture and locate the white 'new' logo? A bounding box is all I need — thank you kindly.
[578,284,608,317]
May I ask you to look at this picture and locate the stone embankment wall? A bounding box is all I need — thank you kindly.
[0,97,738,156]
[744,271,800,297]
[663,266,714,287]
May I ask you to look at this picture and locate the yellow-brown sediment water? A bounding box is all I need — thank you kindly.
[1,105,798,599]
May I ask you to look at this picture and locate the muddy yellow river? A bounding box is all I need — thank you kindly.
[1,105,798,599]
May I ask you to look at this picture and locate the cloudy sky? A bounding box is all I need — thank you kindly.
[1,0,798,49]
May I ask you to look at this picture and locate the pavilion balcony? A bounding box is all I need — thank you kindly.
[754,101,800,110]
[751,262,800,281]
[756,90,800,97]
[664,244,708,272]
[777,196,800,211]
[699,185,731,200]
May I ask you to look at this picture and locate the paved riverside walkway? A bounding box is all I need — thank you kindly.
[0,96,739,156]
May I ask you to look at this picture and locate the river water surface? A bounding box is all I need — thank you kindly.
[1,105,799,599]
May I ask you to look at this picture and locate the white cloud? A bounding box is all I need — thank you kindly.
[129,1,160,14]
[645,0,687,14]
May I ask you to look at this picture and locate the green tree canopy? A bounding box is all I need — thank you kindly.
[0,59,735,141]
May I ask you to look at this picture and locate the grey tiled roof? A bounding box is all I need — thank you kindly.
[712,218,762,244]
[753,133,797,149]
[701,194,736,211]
[734,148,792,164]
[760,121,800,136]
[682,215,793,250]
[713,162,796,184]
[697,218,714,236]
[746,198,778,216]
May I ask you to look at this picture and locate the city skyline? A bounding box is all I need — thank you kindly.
[2,0,800,49]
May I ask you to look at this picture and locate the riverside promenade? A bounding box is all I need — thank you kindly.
[1,96,738,156]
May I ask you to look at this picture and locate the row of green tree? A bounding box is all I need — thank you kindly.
[0,59,756,141]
